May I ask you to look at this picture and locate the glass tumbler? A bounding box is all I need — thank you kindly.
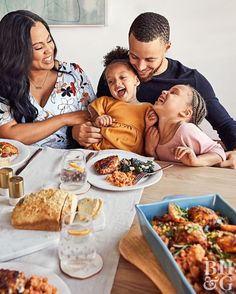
[58,213,96,269]
[58,212,103,279]
[60,150,87,191]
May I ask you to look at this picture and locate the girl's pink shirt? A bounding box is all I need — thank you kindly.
[156,123,226,162]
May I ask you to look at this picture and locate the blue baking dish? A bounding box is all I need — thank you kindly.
[135,194,236,294]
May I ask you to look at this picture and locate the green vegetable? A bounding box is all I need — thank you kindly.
[173,245,190,256]
[119,158,155,174]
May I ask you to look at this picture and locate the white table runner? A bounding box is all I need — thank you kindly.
[1,147,144,294]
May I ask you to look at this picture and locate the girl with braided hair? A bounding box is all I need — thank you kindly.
[145,84,226,166]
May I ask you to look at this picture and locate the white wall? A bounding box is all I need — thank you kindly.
[51,0,236,139]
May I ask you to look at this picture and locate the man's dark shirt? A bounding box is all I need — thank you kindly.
[97,58,236,151]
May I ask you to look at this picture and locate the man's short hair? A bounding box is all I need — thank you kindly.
[129,12,170,43]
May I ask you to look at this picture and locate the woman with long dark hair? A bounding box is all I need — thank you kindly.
[0,10,95,148]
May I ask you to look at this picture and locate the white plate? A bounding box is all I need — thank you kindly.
[86,149,162,191]
[0,261,71,294]
[0,139,30,168]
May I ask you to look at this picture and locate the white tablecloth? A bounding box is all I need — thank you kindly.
[2,147,144,294]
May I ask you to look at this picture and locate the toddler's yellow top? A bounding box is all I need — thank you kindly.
[90,96,152,155]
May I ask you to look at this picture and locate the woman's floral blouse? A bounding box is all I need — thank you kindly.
[0,61,96,148]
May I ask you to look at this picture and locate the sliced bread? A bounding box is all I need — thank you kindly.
[77,198,103,221]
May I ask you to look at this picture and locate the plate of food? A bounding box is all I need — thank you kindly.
[0,261,71,294]
[86,149,163,191]
[0,139,30,168]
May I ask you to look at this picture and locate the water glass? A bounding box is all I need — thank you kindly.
[60,150,87,191]
[58,212,96,269]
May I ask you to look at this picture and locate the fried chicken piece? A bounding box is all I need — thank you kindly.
[187,244,206,264]
[168,203,188,223]
[188,206,219,227]
[217,234,236,253]
[174,244,206,280]
[174,222,208,247]
[220,224,236,233]
[94,155,119,175]
[0,269,26,294]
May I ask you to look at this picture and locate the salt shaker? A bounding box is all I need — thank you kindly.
[8,176,24,206]
[0,167,13,196]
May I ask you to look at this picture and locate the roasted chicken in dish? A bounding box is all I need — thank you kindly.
[152,203,236,294]
[188,206,219,227]
[174,222,208,248]
[217,234,236,253]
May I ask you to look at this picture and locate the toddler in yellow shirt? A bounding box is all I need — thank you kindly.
[88,47,151,155]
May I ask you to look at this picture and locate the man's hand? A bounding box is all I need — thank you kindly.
[218,150,236,169]
[72,121,102,148]
[145,107,158,129]
[95,115,114,127]
[145,126,159,157]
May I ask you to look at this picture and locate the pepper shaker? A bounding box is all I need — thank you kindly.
[0,167,13,196]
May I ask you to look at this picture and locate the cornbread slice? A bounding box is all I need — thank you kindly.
[77,198,103,221]
[11,189,77,231]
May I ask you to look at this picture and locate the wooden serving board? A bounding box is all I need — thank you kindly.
[119,224,177,294]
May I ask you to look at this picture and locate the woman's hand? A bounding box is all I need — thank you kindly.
[145,107,158,129]
[62,111,90,126]
[72,121,102,147]
[145,126,159,157]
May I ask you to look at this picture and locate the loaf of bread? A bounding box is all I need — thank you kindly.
[11,188,77,231]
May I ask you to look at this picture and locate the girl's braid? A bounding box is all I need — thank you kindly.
[190,86,207,125]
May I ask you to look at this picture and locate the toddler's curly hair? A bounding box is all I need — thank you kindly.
[103,46,129,67]
[103,46,138,77]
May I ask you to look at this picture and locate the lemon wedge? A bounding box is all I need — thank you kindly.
[69,162,85,173]
[68,229,91,236]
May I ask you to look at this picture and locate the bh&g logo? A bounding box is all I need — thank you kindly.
[203,260,235,291]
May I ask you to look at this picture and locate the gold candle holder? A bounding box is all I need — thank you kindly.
[8,176,24,206]
[0,167,13,196]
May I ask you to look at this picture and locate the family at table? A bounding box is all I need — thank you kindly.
[0,10,236,168]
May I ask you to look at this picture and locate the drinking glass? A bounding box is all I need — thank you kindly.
[60,150,87,191]
[58,212,103,278]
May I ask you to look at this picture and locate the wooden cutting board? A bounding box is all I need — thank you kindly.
[119,224,177,294]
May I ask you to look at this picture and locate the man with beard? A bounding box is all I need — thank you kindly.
[73,12,236,168]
